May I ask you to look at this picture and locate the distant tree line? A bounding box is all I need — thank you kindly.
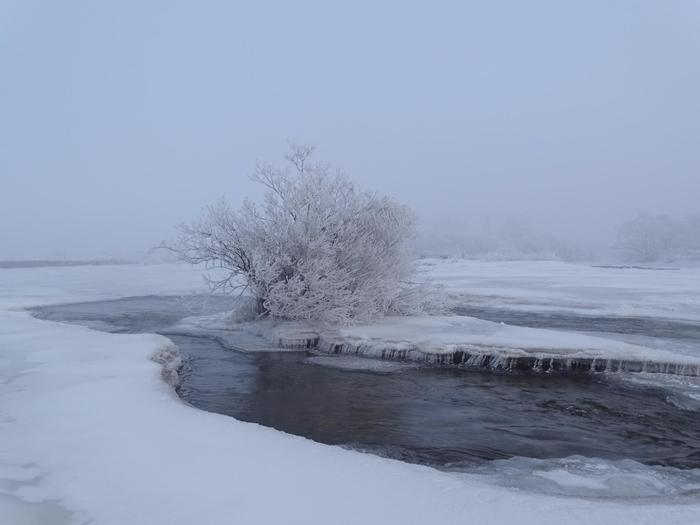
[414,216,592,262]
[615,213,700,263]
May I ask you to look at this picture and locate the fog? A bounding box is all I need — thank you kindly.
[2,1,699,260]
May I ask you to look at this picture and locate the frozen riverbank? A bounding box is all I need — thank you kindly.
[171,312,700,376]
[34,295,700,471]
[3,263,700,524]
[325,316,700,376]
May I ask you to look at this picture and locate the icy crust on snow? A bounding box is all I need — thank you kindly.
[150,342,184,386]
[335,315,681,358]
[418,258,700,322]
[323,316,700,376]
[466,456,700,500]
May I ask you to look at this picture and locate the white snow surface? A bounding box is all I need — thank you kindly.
[2,263,700,524]
[419,258,700,321]
[0,263,215,310]
[336,315,700,364]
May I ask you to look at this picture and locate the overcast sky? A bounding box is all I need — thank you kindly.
[2,1,699,259]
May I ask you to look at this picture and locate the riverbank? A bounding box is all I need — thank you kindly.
[3,262,700,524]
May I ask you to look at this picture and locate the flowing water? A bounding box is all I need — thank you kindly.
[32,295,700,497]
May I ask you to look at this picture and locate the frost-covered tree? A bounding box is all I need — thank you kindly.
[615,212,700,262]
[175,144,433,324]
[615,213,678,262]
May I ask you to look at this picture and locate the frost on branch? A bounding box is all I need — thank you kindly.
[176,144,438,324]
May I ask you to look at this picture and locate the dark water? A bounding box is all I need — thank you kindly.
[33,296,700,470]
[453,305,700,341]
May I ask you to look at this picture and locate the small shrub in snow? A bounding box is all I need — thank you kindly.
[175,144,436,324]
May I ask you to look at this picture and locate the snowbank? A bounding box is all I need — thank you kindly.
[336,316,675,357]
[325,316,700,374]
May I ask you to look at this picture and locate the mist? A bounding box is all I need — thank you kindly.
[2,1,699,260]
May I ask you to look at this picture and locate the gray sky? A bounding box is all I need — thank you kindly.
[2,1,699,259]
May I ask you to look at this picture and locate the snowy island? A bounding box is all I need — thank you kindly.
[170,310,700,377]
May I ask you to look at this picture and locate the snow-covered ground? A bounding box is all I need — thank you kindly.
[3,262,700,524]
[0,263,213,310]
[419,258,700,321]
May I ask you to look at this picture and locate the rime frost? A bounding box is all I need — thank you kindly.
[176,145,436,324]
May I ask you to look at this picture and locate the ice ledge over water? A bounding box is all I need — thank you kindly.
[198,314,700,376]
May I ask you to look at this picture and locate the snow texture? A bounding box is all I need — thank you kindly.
[324,316,700,375]
[2,262,700,524]
[419,258,700,321]
[334,315,693,360]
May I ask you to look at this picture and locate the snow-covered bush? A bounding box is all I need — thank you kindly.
[175,145,433,324]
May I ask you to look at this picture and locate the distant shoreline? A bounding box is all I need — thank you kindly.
[0,259,131,269]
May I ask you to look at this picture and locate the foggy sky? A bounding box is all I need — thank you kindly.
[2,1,699,259]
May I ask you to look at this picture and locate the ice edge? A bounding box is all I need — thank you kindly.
[151,341,184,386]
[268,331,700,377]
